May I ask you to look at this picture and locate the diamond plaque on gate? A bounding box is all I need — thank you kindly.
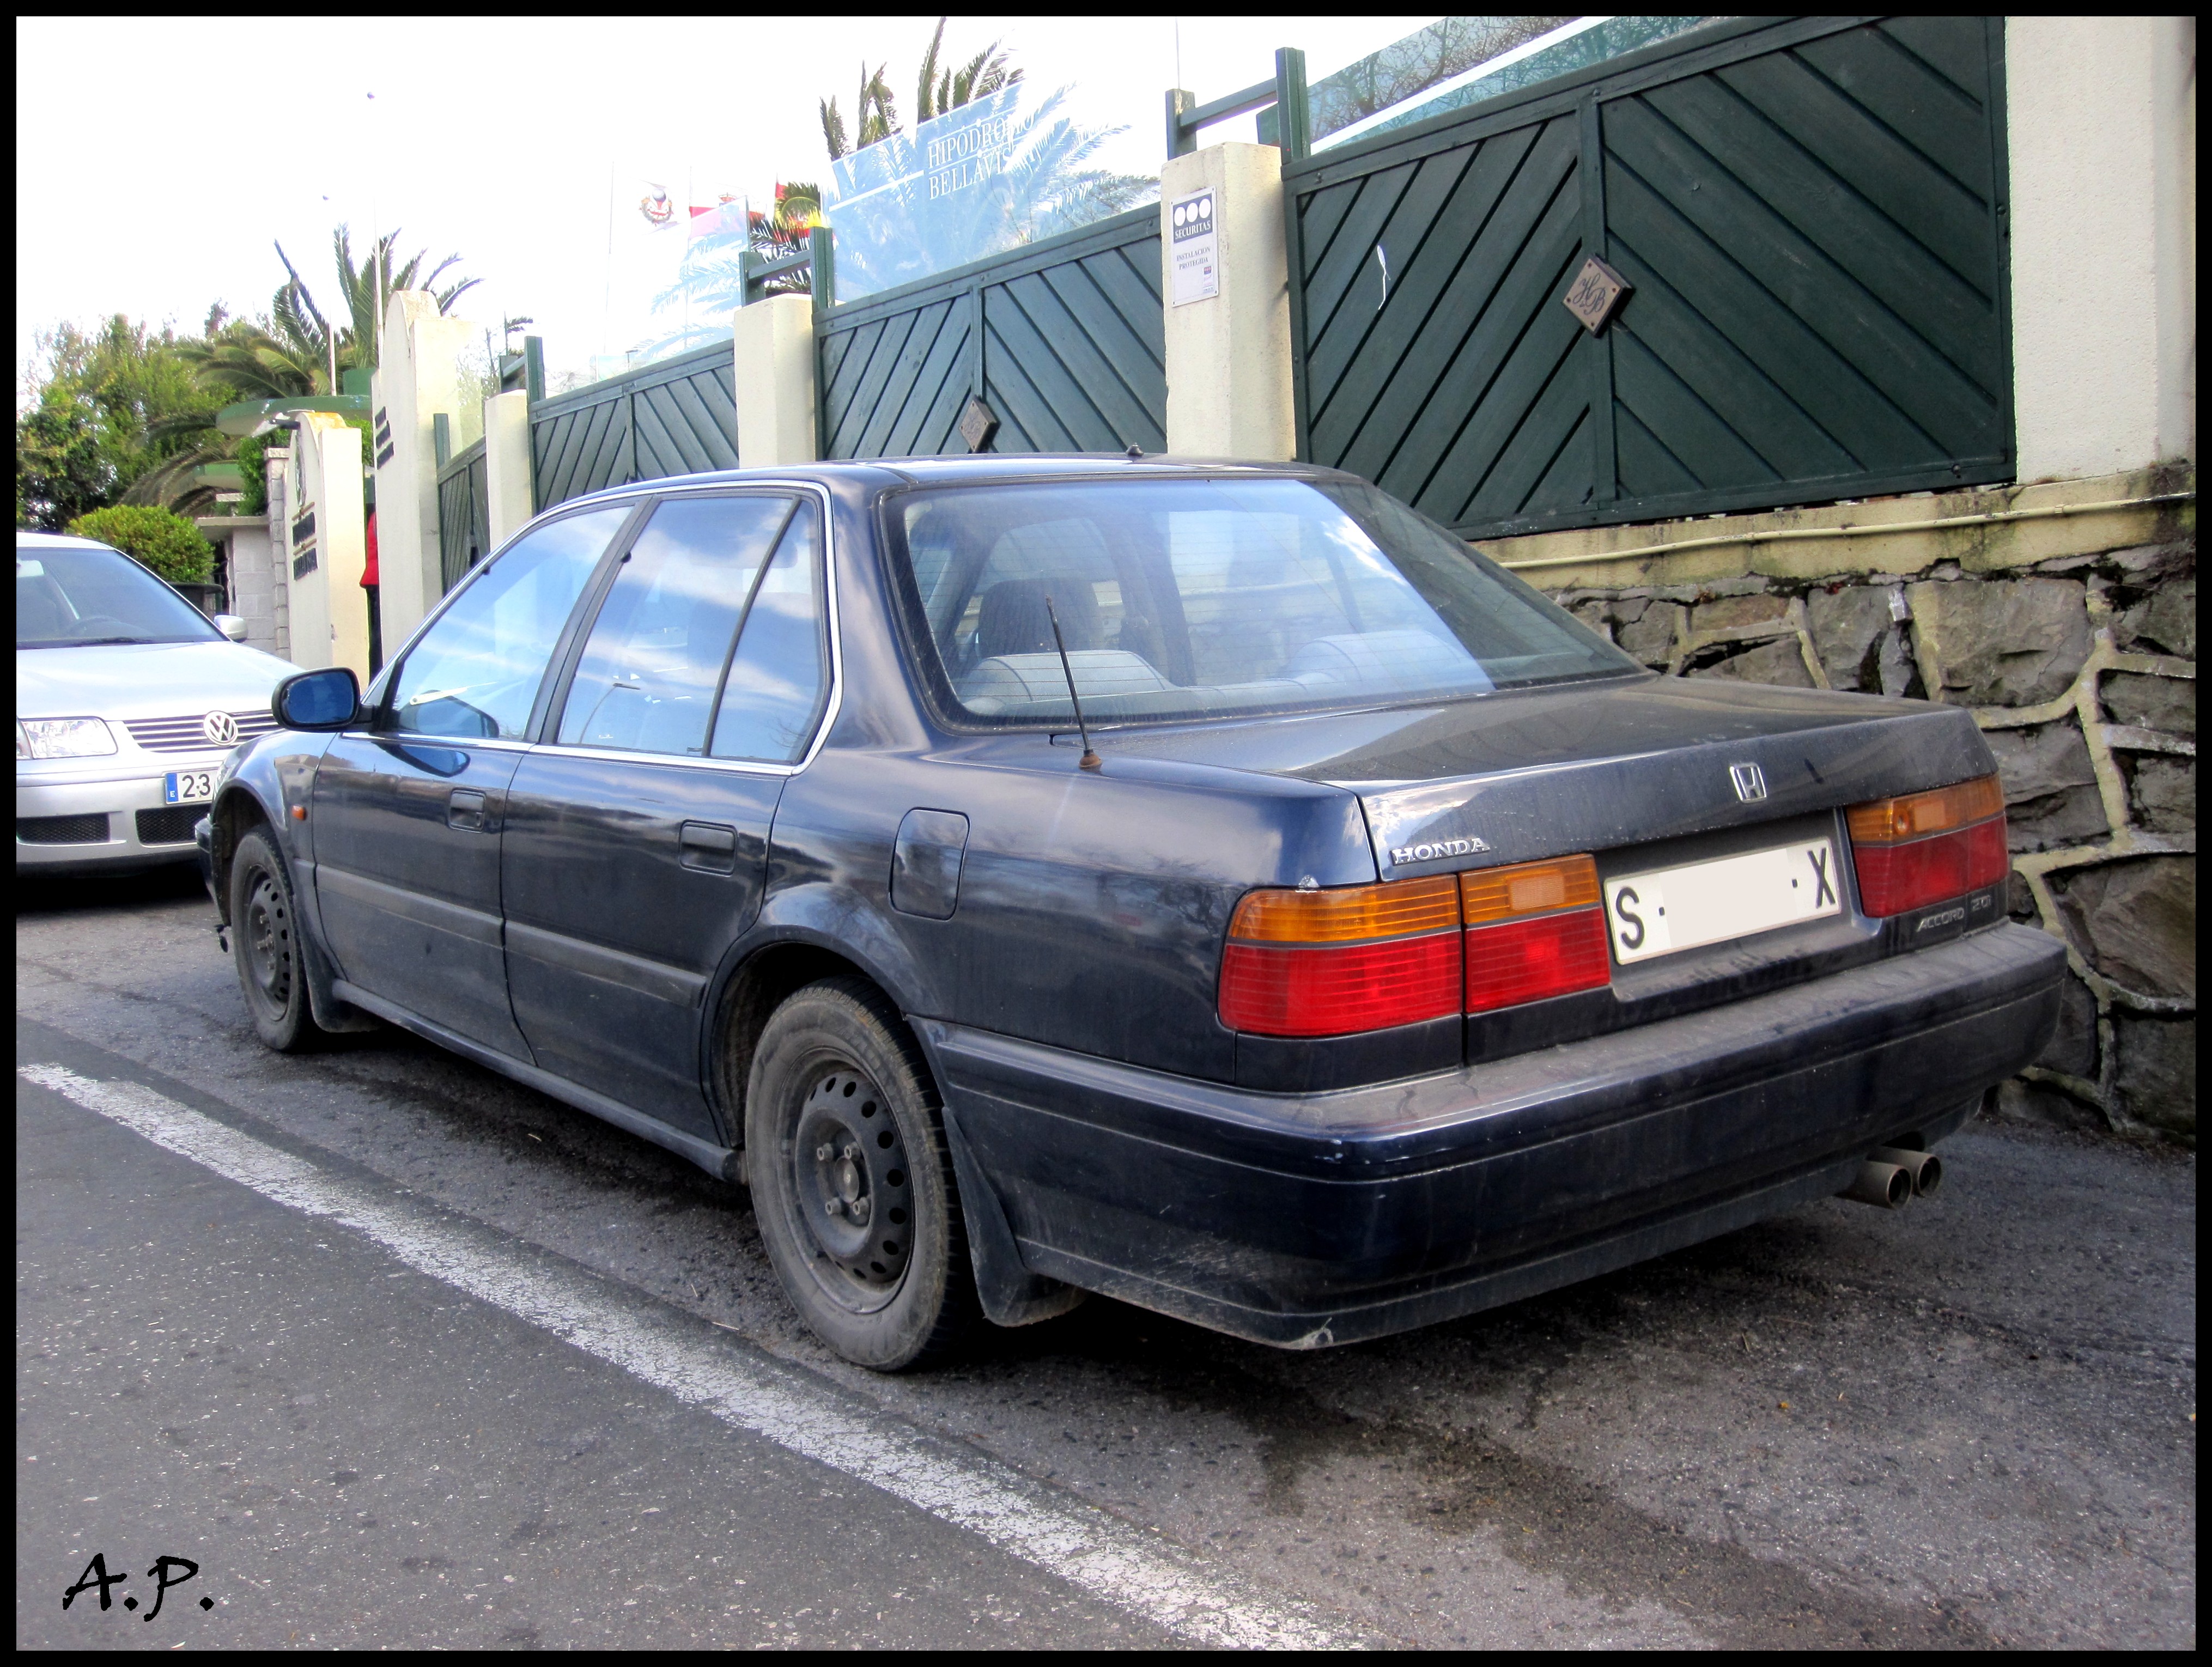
[1562,254,1632,334]
[958,397,1000,453]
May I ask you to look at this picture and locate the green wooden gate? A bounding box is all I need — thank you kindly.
[1286,15,2012,540]
[531,340,739,512]
[435,436,489,594]
[818,207,1165,459]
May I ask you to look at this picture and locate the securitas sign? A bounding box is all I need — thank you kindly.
[1169,188,1218,306]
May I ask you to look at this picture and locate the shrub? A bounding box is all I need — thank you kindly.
[234,431,269,516]
[65,504,215,585]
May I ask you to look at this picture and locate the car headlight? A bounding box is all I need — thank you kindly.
[17,717,118,759]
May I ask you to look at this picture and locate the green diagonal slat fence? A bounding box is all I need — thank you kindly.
[819,207,1165,461]
[531,340,739,512]
[1286,15,2013,540]
[435,437,489,594]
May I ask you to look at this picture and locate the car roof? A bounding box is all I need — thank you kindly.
[17,530,120,551]
[548,453,1351,515]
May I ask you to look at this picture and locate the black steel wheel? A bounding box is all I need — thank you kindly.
[228,826,326,1052]
[745,977,979,1370]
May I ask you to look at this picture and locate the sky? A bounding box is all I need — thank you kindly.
[15,15,1439,393]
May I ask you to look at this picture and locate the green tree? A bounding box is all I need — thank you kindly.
[15,398,110,530]
[14,317,231,529]
[64,504,215,585]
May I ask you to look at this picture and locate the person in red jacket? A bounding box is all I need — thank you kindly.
[362,506,382,675]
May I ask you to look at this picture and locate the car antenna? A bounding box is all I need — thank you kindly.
[1043,594,1103,771]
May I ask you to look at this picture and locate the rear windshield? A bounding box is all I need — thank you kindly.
[17,544,221,648]
[884,475,1637,726]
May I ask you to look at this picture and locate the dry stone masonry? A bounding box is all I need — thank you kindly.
[1515,469,2196,1144]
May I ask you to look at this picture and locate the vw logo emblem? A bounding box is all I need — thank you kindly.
[1729,762,1767,802]
[203,710,240,746]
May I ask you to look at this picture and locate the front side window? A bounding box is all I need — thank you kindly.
[16,544,221,648]
[888,476,1638,726]
[387,506,633,739]
[557,495,798,757]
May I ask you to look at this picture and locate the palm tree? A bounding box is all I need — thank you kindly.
[138,229,483,510]
[821,62,900,162]
[914,17,1020,124]
[820,18,1024,162]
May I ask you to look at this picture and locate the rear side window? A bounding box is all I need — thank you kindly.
[558,496,800,757]
[885,476,1636,727]
[709,504,828,763]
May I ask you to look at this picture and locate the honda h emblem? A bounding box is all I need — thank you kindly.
[1729,762,1767,802]
[202,710,240,746]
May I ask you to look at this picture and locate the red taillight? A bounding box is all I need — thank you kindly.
[1218,857,1616,1038]
[1219,934,1463,1037]
[1219,875,1461,1037]
[1464,909,1613,1012]
[1461,856,1611,1012]
[1847,775,2009,917]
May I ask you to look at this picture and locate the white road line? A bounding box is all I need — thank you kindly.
[20,1062,1355,1650]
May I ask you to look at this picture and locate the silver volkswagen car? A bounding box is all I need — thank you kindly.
[17,530,297,874]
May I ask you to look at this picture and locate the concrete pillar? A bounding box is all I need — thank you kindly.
[484,391,534,549]
[265,446,292,662]
[285,413,370,681]
[1160,142,1296,460]
[733,294,819,467]
[2008,15,2197,479]
[370,290,476,648]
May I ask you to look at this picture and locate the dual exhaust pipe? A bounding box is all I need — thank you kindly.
[1841,1145,1942,1209]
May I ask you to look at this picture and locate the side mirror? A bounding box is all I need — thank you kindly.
[272,667,362,731]
[214,613,249,642]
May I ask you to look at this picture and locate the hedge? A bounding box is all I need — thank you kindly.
[64,504,215,585]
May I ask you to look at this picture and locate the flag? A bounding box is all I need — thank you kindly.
[686,197,747,242]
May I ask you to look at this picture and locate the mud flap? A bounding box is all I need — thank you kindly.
[297,916,382,1035]
[941,1100,1087,1328]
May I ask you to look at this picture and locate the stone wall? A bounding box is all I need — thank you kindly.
[1495,467,2197,1144]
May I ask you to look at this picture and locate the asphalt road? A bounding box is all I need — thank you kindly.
[16,863,2197,1649]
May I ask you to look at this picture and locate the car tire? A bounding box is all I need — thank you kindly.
[745,977,980,1371]
[229,826,327,1053]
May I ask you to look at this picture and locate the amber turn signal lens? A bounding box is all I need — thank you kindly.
[1846,775,2003,844]
[1229,874,1461,944]
[1459,855,1601,926]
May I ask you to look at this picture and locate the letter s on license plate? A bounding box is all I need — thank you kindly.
[1603,839,1842,964]
[165,770,215,805]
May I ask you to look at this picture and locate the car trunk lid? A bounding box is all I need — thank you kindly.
[1081,673,1992,880]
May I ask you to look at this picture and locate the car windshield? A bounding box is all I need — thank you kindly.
[885,475,1639,726]
[16,544,221,648]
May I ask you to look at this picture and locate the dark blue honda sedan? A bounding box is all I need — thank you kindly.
[202,458,2063,1368]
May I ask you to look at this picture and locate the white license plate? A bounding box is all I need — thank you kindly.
[163,770,215,805]
[1603,838,1842,964]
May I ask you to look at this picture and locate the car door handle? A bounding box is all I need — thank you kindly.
[680,820,739,874]
[447,788,490,832]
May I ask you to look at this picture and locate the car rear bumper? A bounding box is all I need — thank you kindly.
[16,764,220,873]
[926,923,2067,1347]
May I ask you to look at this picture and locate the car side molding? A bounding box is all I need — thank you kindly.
[331,978,745,1183]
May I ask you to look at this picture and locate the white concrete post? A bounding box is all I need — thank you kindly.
[287,413,370,681]
[483,391,534,549]
[266,446,292,662]
[2008,14,2198,479]
[370,289,476,647]
[1160,142,1296,460]
[733,294,819,467]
